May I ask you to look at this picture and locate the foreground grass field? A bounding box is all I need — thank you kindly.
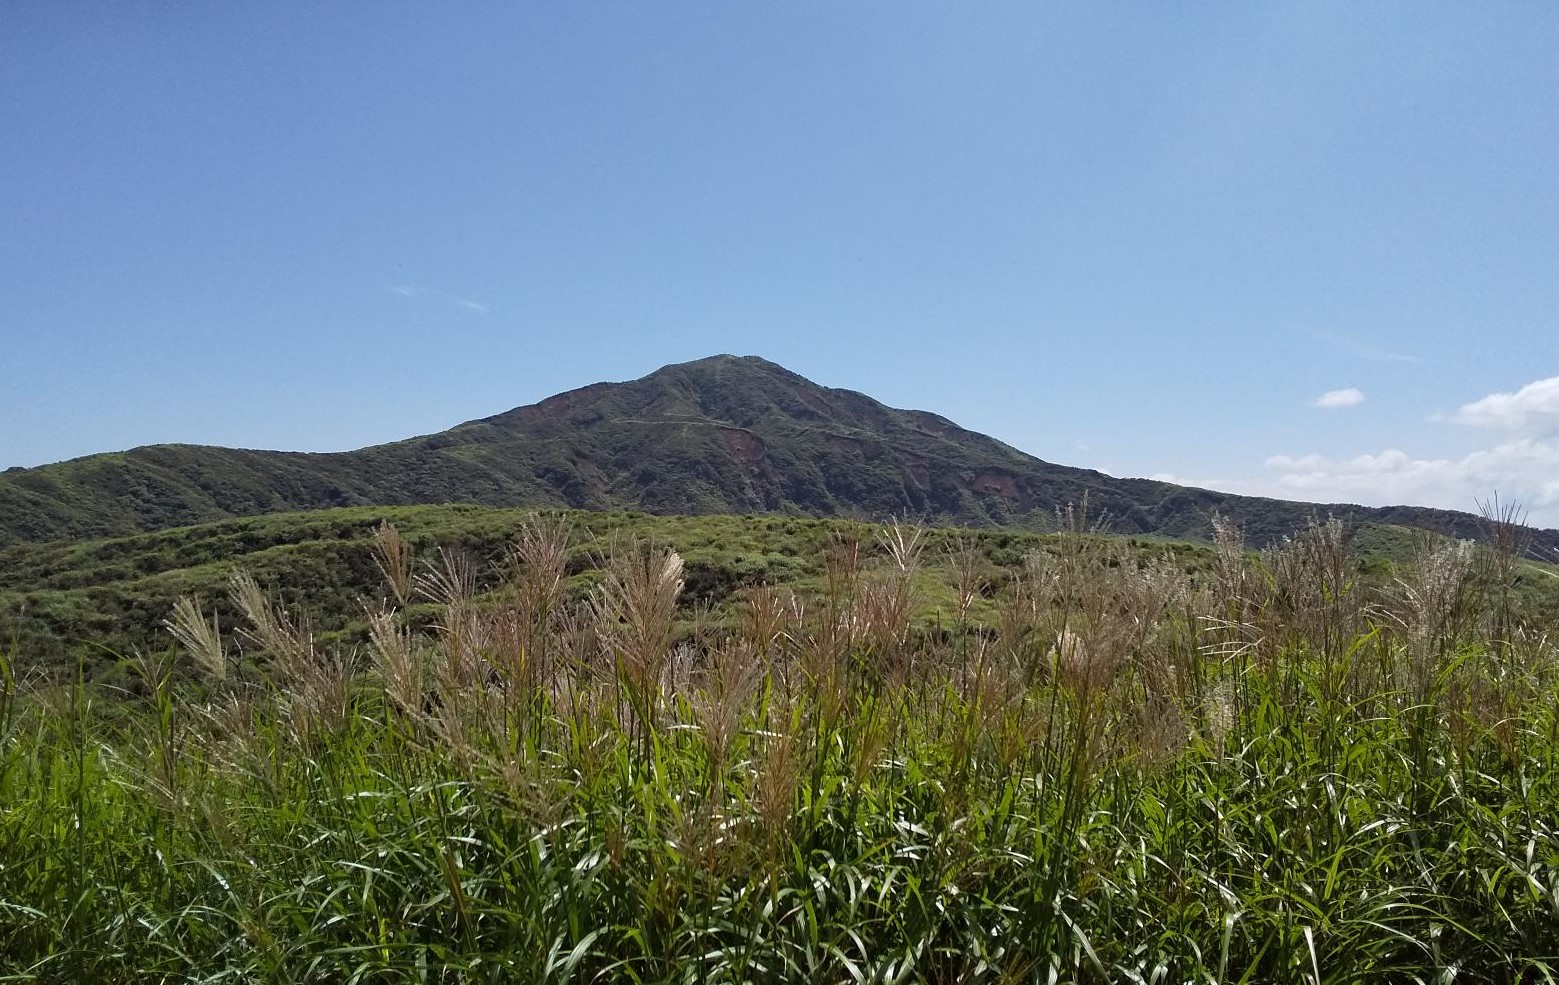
[3,511,1557,981]
[0,504,1234,682]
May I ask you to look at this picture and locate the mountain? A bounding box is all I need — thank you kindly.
[2,354,1551,550]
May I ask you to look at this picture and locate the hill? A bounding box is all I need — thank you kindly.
[3,354,1553,551]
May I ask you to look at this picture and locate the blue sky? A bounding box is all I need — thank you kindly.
[5,5,1559,522]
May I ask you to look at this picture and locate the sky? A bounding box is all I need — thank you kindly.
[4,5,1559,523]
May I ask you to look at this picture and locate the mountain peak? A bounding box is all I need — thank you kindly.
[674,353,783,369]
[646,353,804,383]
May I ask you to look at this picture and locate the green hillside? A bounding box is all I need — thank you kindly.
[8,501,1558,683]
[1,504,1206,679]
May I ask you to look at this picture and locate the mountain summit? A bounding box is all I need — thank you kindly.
[0,355,1545,548]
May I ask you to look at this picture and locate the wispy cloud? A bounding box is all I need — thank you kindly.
[1314,330,1419,364]
[382,283,491,316]
[1313,387,1365,409]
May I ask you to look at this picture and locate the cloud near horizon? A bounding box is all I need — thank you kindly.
[1258,441,1559,518]
[1313,387,1365,408]
[1161,374,1559,526]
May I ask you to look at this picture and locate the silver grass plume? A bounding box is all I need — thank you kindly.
[373,520,415,607]
[165,595,225,681]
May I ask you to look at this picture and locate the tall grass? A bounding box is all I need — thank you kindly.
[1,512,1557,982]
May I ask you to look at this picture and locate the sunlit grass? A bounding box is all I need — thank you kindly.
[2,513,1556,982]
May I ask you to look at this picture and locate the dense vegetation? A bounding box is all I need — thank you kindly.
[3,510,1557,980]
[0,504,1218,681]
[4,355,1548,553]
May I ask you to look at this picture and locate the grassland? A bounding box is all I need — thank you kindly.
[0,504,1219,682]
[2,510,1558,981]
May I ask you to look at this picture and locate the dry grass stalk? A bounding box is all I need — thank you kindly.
[1114,556,1188,736]
[798,631,849,735]
[279,647,351,747]
[1477,493,1532,574]
[688,642,762,799]
[851,709,891,787]
[740,585,794,655]
[229,571,349,743]
[165,594,226,681]
[1477,494,1531,645]
[417,547,483,692]
[373,520,415,607]
[1130,693,1188,767]
[753,725,800,861]
[1210,513,1250,615]
[503,513,572,682]
[957,634,1031,769]
[230,572,313,683]
[741,585,802,701]
[995,557,1046,675]
[1199,518,1265,684]
[1201,679,1237,757]
[1051,629,1104,695]
[437,605,496,697]
[660,641,697,701]
[877,517,926,575]
[417,545,478,611]
[195,690,269,786]
[1385,534,1477,698]
[823,532,863,629]
[1256,517,1362,681]
[946,537,985,626]
[594,540,684,742]
[1446,664,1519,761]
[365,604,422,720]
[853,519,926,673]
[857,575,916,669]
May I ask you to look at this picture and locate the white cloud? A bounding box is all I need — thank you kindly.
[1252,439,1559,525]
[386,284,421,298]
[1148,373,1559,527]
[1453,375,1559,433]
[1149,471,1244,494]
[452,297,490,315]
[1313,387,1365,408]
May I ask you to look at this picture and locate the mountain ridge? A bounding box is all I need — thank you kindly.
[3,353,1552,550]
